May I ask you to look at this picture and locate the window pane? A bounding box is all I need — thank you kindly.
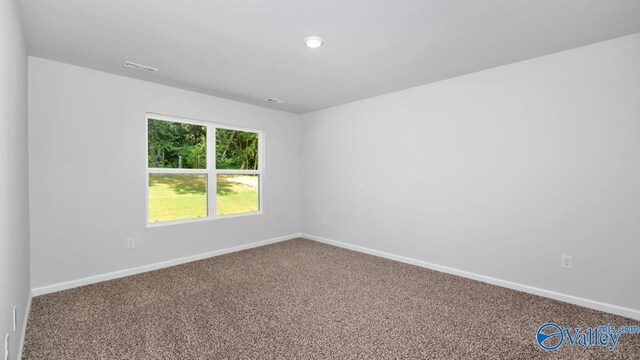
[149,174,207,222]
[216,174,259,215]
[216,128,259,170]
[148,119,207,169]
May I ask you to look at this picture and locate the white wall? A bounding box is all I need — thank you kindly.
[0,0,30,358]
[28,57,301,289]
[301,34,640,312]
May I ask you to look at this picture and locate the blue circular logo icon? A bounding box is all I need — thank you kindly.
[537,323,564,351]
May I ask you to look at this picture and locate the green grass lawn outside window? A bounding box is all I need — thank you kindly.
[148,173,259,223]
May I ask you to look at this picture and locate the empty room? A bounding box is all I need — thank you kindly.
[2,0,640,359]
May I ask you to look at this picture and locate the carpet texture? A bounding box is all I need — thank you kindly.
[23,238,640,359]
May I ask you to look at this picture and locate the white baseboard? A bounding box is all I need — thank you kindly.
[302,233,640,321]
[32,233,302,297]
[17,290,32,360]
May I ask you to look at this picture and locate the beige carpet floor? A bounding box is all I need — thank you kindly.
[23,238,640,359]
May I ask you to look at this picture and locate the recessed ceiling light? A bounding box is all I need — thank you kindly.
[304,36,324,49]
[124,61,158,73]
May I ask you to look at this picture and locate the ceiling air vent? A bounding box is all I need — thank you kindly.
[124,61,158,73]
[265,98,284,104]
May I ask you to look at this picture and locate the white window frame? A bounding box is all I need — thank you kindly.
[146,113,264,227]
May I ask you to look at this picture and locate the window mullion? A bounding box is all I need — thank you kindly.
[215,169,260,175]
[148,168,208,174]
[208,124,216,218]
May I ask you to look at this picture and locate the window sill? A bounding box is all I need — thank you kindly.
[146,211,263,228]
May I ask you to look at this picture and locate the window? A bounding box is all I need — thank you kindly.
[147,114,262,225]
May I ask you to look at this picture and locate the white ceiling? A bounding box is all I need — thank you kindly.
[20,0,640,113]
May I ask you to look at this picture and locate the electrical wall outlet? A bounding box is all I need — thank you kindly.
[321,216,327,225]
[561,255,573,270]
[12,306,16,332]
[126,238,135,249]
